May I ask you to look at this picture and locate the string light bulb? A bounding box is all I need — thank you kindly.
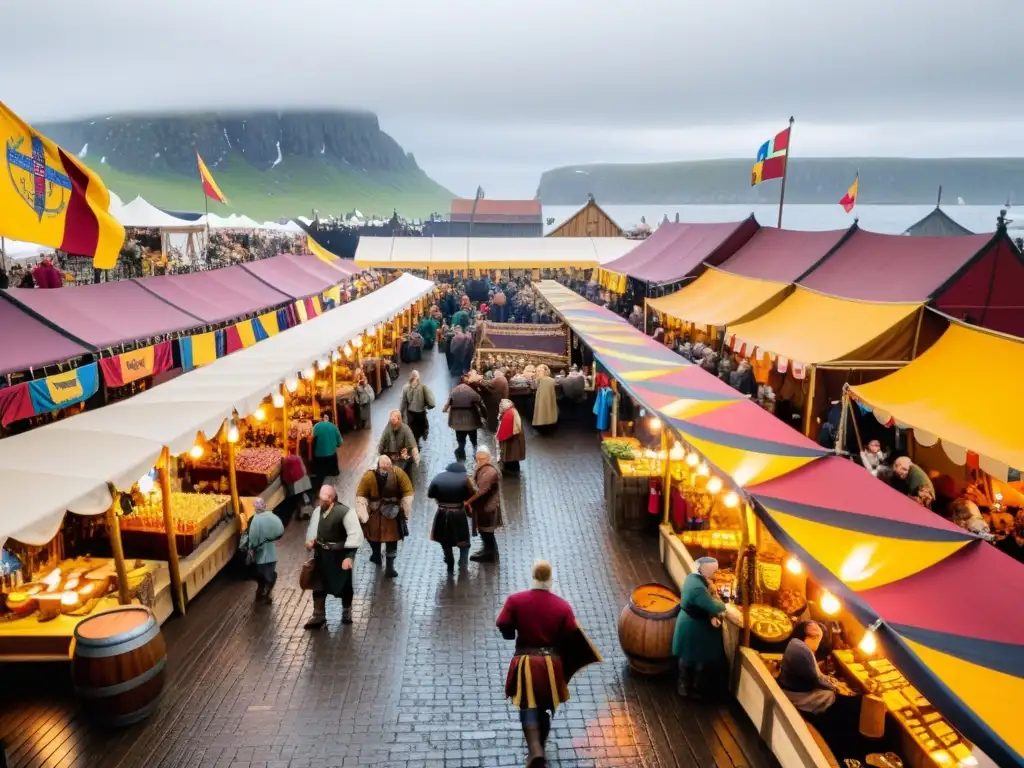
[138,473,155,494]
[190,443,205,459]
[302,366,315,380]
[785,557,803,575]
[227,420,240,444]
[669,442,685,462]
[271,392,285,408]
[649,417,661,431]
[353,336,363,349]
[343,344,353,357]
[686,452,699,467]
[820,591,841,616]
[317,358,329,371]
[706,476,723,494]
[697,462,710,477]
[331,349,341,362]
[253,406,266,421]
[858,629,877,655]
[285,377,298,392]
[723,491,739,507]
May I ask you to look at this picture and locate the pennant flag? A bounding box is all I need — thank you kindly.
[840,173,859,213]
[258,311,281,337]
[179,331,219,371]
[99,341,173,387]
[196,149,227,204]
[28,363,100,414]
[0,101,125,269]
[751,125,791,186]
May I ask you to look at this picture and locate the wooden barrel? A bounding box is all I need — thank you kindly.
[72,606,166,726]
[618,583,680,674]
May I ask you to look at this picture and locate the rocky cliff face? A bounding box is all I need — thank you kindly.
[38,110,423,178]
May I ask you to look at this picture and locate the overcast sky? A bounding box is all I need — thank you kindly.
[1,0,1021,197]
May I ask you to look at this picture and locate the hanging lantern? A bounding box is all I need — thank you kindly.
[649,417,661,431]
[343,344,353,357]
[317,358,329,371]
[785,557,802,575]
[253,406,266,421]
[685,452,699,467]
[820,591,841,616]
[271,392,285,408]
[706,476,723,494]
[138,473,155,494]
[723,491,739,507]
[285,377,299,392]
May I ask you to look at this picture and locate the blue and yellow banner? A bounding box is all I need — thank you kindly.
[257,311,280,337]
[180,331,221,371]
[27,363,99,414]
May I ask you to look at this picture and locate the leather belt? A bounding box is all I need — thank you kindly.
[515,646,556,656]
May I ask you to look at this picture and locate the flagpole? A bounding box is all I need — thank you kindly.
[776,116,795,228]
[195,143,210,266]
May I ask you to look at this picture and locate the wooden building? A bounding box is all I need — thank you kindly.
[547,196,623,238]
[428,199,544,238]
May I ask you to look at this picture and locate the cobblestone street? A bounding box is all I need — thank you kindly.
[0,349,778,768]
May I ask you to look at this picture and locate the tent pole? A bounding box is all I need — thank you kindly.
[331,357,338,425]
[910,308,925,359]
[159,448,186,615]
[836,386,850,454]
[643,298,649,337]
[311,368,320,421]
[661,430,672,526]
[280,386,289,458]
[802,364,817,437]
[777,116,795,228]
[849,394,865,454]
[610,380,619,438]
[227,434,241,518]
[106,503,132,606]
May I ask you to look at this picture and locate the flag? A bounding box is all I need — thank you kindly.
[0,101,125,269]
[840,173,859,213]
[751,125,791,186]
[196,149,227,203]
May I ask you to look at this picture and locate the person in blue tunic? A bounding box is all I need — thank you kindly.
[239,499,285,604]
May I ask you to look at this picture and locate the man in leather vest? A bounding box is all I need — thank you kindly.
[303,485,365,629]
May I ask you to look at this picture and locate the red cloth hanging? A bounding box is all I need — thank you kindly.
[648,477,662,515]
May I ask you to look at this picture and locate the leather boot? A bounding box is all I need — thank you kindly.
[676,662,693,698]
[341,603,353,625]
[303,595,326,629]
[522,724,547,767]
[254,582,266,602]
[369,542,382,566]
[384,557,398,579]
[261,581,274,605]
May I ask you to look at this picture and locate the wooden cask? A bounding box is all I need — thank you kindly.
[618,583,680,674]
[72,606,166,726]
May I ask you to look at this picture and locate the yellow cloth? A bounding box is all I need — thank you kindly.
[234,320,257,348]
[257,311,281,336]
[0,101,125,269]
[647,268,791,327]
[851,321,1024,474]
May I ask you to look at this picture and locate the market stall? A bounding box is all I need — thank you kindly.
[134,265,292,325]
[0,274,434,662]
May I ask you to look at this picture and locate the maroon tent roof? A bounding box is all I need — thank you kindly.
[4,282,203,349]
[240,254,346,299]
[603,218,759,285]
[134,266,291,325]
[0,295,92,375]
[799,228,998,302]
[718,226,851,282]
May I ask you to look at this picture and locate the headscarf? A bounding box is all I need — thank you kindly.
[499,398,522,436]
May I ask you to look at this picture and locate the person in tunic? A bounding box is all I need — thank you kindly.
[400,370,435,445]
[239,499,285,604]
[353,371,375,430]
[303,484,365,629]
[466,446,503,562]
[418,311,439,351]
[357,455,414,579]
[428,462,474,570]
[448,328,473,376]
[532,365,559,434]
[444,377,485,460]
[496,398,526,476]
[310,412,343,491]
[377,410,420,476]
[672,556,740,699]
[496,561,602,768]
[777,621,837,714]
[484,367,510,430]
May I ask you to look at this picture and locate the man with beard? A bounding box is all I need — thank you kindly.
[400,370,435,445]
[444,375,485,461]
[303,485,365,629]
[357,455,414,579]
[377,409,419,476]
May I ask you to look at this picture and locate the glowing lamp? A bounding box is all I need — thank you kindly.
[820,591,841,616]
[994,492,1003,502]
[227,424,240,444]
[649,417,661,431]
[302,366,315,380]
[253,407,266,421]
[669,442,685,462]
[706,476,723,494]
[190,443,205,459]
[723,491,739,507]
[343,344,353,357]
[785,557,802,575]
[858,629,877,655]
[285,377,299,392]
[697,462,710,477]
[685,452,699,467]
[317,358,329,371]
[331,349,341,362]
[353,336,363,349]
[271,393,285,408]
[138,474,155,495]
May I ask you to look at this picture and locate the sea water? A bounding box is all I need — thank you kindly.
[541,204,1013,236]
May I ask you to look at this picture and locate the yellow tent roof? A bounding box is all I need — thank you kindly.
[851,320,1024,477]
[727,287,922,365]
[647,267,792,327]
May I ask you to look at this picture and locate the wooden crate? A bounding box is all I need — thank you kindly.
[603,454,652,531]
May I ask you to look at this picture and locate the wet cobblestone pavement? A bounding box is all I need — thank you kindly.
[0,349,779,768]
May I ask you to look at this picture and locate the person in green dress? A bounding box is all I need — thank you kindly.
[672,556,740,699]
[418,311,440,351]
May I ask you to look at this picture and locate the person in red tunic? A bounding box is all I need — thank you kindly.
[496,561,601,768]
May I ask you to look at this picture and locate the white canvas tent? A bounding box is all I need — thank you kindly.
[115,197,204,232]
[354,236,635,270]
[0,274,434,551]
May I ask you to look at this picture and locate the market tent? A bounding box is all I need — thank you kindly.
[240,253,348,299]
[714,226,851,282]
[799,227,1024,336]
[727,287,922,366]
[134,265,292,325]
[647,267,793,328]
[306,237,358,275]
[115,197,205,231]
[0,294,92,374]
[1,239,56,262]
[850,319,1024,478]
[748,458,1024,768]
[598,217,759,289]
[0,274,434,553]
[534,281,828,486]
[353,236,634,270]
[4,281,204,349]
[903,206,973,237]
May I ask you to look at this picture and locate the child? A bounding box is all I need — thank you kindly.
[240,499,285,604]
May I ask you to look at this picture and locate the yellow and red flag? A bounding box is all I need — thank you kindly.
[196,149,227,203]
[0,101,125,269]
[840,173,859,213]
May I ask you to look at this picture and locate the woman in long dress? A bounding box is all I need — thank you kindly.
[532,364,558,435]
[497,398,526,475]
